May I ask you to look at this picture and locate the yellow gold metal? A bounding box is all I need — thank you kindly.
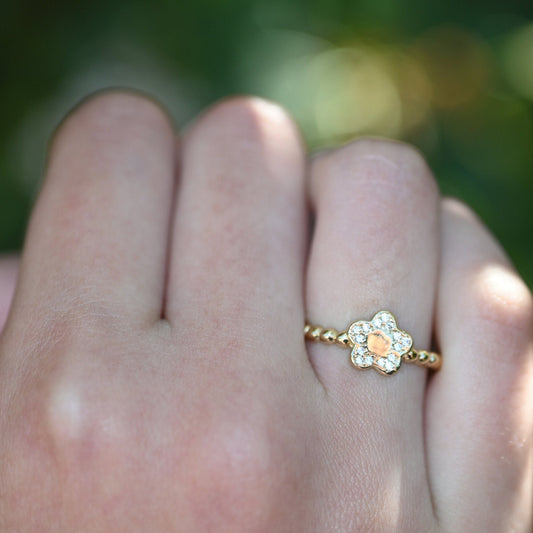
[305,326,353,348]
[336,332,351,347]
[304,310,441,375]
[404,349,417,361]
[321,329,338,343]
[417,350,429,363]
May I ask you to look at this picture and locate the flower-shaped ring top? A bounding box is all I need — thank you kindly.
[347,311,413,375]
[304,310,441,375]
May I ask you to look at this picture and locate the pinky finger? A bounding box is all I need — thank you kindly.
[427,198,532,532]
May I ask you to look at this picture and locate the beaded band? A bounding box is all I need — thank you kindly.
[305,310,441,376]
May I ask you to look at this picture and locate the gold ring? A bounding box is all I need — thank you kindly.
[304,310,441,376]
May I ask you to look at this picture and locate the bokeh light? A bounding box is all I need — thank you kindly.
[502,23,533,100]
[1,1,532,287]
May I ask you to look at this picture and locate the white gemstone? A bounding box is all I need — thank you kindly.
[373,317,382,327]
[355,334,365,344]
[393,331,402,341]
[401,335,411,348]
[388,353,401,364]
[362,323,372,334]
[376,312,395,330]
[385,360,395,372]
[348,322,368,344]
[377,358,387,368]
[355,354,372,368]
[356,346,366,355]
[393,342,403,352]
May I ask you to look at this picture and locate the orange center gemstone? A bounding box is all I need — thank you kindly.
[367,331,391,356]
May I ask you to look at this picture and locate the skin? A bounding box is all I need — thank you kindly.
[0,91,531,532]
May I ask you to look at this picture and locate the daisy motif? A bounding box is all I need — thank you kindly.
[347,311,413,375]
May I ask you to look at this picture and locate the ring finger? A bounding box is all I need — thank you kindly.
[306,139,440,526]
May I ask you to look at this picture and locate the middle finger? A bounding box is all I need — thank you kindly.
[166,97,311,376]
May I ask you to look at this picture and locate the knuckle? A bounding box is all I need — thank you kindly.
[191,95,301,150]
[315,137,438,205]
[1,326,305,529]
[49,89,173,155]
[186,95,304,197]
[44,354,117,452]
[311,137,439,272]
[30,340,126,464]
[457,263,533,376]
[0,336,138,526]
[472,263,533,336]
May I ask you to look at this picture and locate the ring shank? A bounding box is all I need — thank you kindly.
[304,322,441,371]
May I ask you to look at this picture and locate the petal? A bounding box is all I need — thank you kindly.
[351,345,373,368]
[372,310,397,331]
[375,356,401,375]
[399,332,413,354]
[392,329,412,352]
[348,320,372,344]
[387,352,402,365]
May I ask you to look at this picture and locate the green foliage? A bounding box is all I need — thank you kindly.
[1,0,532,286]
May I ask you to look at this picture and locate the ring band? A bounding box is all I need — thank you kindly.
[304,310,441,376]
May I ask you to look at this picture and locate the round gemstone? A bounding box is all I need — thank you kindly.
[374,312,394,330]
[362,322,372,334]
[388,353,401,364]
[355,355,372,368]
[385,360,395,372]
[356,346,366,356]
[355,334,365,344]
[401,336,411,348]
[348,322,368,344]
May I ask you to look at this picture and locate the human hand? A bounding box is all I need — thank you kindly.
[0,92,531,532]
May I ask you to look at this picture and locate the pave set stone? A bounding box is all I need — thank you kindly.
[347,311,413,375]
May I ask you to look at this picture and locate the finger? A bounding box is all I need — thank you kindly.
[0,256,18,333]
[166,97,309,372]
[12,91,176,328]
[427,198,533,531]
[306,139,440,518]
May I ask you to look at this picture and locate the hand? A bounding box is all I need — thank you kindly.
[0,92,531,532]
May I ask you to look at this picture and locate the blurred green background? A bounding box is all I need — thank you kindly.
[1,0,532,286]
